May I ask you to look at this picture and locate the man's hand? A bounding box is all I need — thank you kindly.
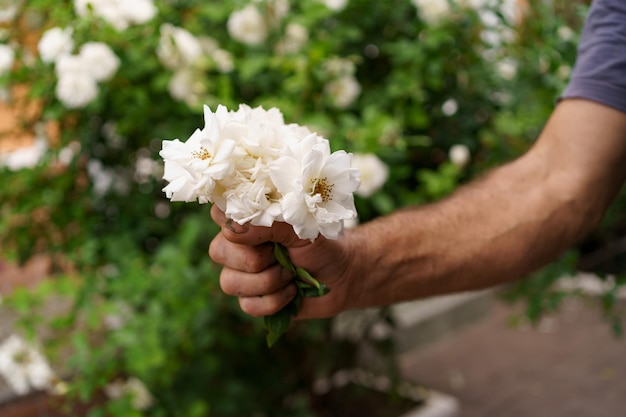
[208,205,364,319]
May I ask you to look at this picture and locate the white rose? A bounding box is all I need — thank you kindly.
[168,68,205,106]
[118,0,157,25]
[54,54,89,77]
[449,144,470,167]
[0,335,56,395]
[271,134,360,240]
[157,24,203,70]
[0,43,14,75]
[275,23,309,55]
[352,153,389,197]
[319,0,348,11]
[325,75,361,108]
[411,0,451,25]
[0,138,47,171]
[74,0,156,30]
[79,42,120,81]
[213,49,234,73]
[441,98,458,117]
[323,57,355,77]
[0,3,18,23]
[264,0,290,27]
[227,5,268,46]
[55,72,99,108]
[496,58,517,80]
[38,27,74,63]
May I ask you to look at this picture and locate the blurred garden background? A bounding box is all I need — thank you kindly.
[0,0,624,416]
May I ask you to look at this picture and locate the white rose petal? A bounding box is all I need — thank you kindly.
[38,27,74,64]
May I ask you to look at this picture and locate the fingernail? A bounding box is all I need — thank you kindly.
[226,219,249,234]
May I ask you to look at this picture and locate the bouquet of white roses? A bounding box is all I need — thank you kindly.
[160,104,360,345]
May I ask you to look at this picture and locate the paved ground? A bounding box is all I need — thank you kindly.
[399,297,626,417]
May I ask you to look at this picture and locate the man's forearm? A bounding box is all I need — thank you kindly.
[347,99,626,310]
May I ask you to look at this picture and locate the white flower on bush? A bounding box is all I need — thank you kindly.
[351,153,389,197]
[319,0,348,11]
[0,335,57,395]
[117,0,157,26]
[199,36,234,73]
[0,138,47,171]
[558,26,575,42]
[275,23,309,55]
[325,75,361,108]
[74,0,156,31]
[441,98,458,117]
[262,0,290,27]
[78,42,120,81]
[272,134,359,240]
[496,58,517,80]
[0,2,18,23]
[323,57,356,77]
[87,159,130,196]
[168,67,205,106]
[105,377,154,411]
[37,27,74,64]
[55,56,99,108]
[411,0,451,25]
[449,144,470,167]
[157,24,203,70]
[0,43,14,75]
[53,42,119,108]
[227,4,268,46]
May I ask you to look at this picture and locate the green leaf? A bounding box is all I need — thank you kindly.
[264,306,293,348]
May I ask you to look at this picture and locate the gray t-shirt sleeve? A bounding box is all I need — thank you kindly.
[561,0,626,114]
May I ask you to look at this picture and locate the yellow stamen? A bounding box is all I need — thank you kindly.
[192,146,211,160]
[312,177,334,202]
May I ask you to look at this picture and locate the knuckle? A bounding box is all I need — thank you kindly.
[208,234,225,263]
[219,269,240,296]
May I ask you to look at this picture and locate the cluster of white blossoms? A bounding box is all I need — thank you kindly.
[157,24,233,106]
[0,334,57,395]
[160,104,361,241]
[73,0,157,31]
[37,27,120,108]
